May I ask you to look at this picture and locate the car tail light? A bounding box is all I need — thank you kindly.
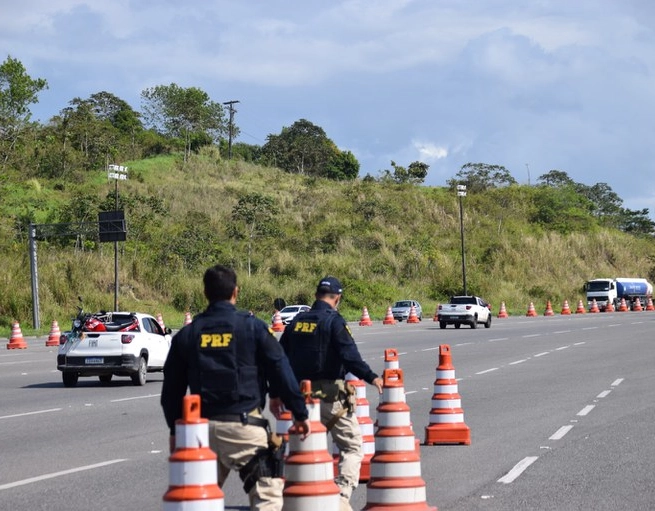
[121,334,135,344]
[466,305,472,310]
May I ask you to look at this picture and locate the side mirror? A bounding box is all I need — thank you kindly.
[165,327,172,335]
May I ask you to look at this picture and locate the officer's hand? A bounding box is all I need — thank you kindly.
[294,419,311,441]
[169,435,176,454]
[269,397,284,419]
[372,377,384,394]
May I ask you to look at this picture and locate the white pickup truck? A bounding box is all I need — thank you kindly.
[57,312,172,387]
[437,295,492,329]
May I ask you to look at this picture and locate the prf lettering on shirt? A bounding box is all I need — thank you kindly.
[293,322,317,333]
[200,333,233,348]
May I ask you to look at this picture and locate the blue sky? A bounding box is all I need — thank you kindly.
[3,1,655,215]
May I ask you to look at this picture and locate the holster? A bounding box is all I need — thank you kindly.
[238,435,287,493]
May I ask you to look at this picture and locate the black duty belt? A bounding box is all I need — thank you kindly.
[209,413,269,428]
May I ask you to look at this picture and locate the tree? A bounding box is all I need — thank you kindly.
[448,163,517,193]
[141,83,228,162]
[380,160,429,184]
[324,149,360,180]
[0,55,48,169]
[228,192,280,276]
[537,169,575,188]
[616,208,655,236]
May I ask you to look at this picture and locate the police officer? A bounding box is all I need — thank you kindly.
[161,264,310,511]
[272,276,383,511]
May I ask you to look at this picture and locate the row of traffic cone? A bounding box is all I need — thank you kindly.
[495,297,655,318]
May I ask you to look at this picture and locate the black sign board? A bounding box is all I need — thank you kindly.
[98,211,127,242]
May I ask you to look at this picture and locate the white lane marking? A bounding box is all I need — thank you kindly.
[476,368,499,375]
[454,342,473,347]
[488,337,508,342]
[110,394,160,403]
[611,378,624,387]
[509,359,527,365]
[573,342,586,346]
[581,327,598,330]
[405,390,418,395]
[0,459,128,491]
[0,408,62,420]
[577,405,595,416]
[597,390,611,398]
[497,456,539,484]
[523,334,540,338]
[534,352,549,357]
[553,330,571,334]
[555,346,570,351]
[421,347,440,351]
[630,322,644,325]
[549,425,574,440]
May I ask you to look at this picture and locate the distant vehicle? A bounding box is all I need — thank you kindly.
[391,300,423,322]
[57,312,172,387]
[273,305,311,325]
[584,277,653,311]
[437,296,492,329]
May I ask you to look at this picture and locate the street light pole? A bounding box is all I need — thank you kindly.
[457,184,467,295]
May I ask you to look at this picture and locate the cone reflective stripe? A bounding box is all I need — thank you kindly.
[359,307,374,326]
[184,311,192,325]
[575,300,586,314]
[157,313,166,330]
[424,344,470,446]
[497,302,509,318]
[544,300,555,316]
[407,305,420,324]
[561,300,572,315]
[618,298,629,312]
[525,302,537,317]
[163,395,224,510]
[633,297,643,311]
[646,297,655,311]
[46,320,61,347]
[363,368,436,511]
[271,310,285,332]
[382,307,396,325]
[283,380,340,510]
[7,321,27,349]
[589,299,600,313]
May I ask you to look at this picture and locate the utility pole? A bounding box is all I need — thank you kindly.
[223,100,239,160]
[525,163,531,186]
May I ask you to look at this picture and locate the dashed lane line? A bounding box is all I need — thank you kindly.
[549,425,574,440]
[577,405,595,416]
[497,456,539,484]
[0,408,62,420]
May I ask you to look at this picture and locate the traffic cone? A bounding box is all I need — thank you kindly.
[575,300,586,314]
[424,344,470,446]
[283,380,341,510]
[157,313,166,330]
[605,301,615,312]
[359,307,374,326]
[618,298,629,312]
[561,300,572,315]
[382,307,396,325]
[363,368,437,511]
[526,302,538,317]
[183,311,192,325]
[162,395,224,510]
[497,301,509,318]
[45,320,61,347]
[589,299,600,313]
[343,372,375,483]
[7,321,27,349]
[407,305,420,324]
[384,348,400,371]
[271,310,285,332]
[544,300,555,316]
[633,297,643,311]
[646,297,655,311]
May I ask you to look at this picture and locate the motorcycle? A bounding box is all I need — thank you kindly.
[60,297,137,344]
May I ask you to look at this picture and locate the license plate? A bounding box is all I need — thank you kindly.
[85,357,104,364]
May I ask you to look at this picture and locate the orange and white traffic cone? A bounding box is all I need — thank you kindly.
[359,307,374,326]
[575,300,586,314]
[271,310,285,332]
[364,368,437,511]
[45,320,61,347]
[343,372,375,483]
[7,321,27,349]
[157,313,166,330]
[407,305,420,324]
[283,380,341,510]
[544,300,555,316]
[432,305,439,322]
[384,348,400,371]
[163,395,224,510]
[561,300,572,315]
[633,297,643,311]
[526,302,538,317]
[646,297,655,311]
[605,301,615,312]
[589,299,600,313]
[424,344,470,446]
[618,298,629,312]
[382,307,396,325]
[183,311,192,325]
[497,301,509,318]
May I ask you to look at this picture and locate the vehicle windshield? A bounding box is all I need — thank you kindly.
[587,281,610,292]
[394,301,412,308]
[281,306,301,313]
[450,296,476,305]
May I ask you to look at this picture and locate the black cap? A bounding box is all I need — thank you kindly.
[316,276,343,295]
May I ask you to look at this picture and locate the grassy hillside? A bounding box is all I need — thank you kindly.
[2,150,655,337]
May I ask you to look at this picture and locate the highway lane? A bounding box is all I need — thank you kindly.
[1,312,654,510]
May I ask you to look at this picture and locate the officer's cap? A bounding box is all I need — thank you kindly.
[316,276,343,295]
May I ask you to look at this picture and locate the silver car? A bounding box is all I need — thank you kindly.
[391,300,423,321]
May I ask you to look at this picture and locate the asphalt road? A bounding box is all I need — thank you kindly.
[1,312,654,510]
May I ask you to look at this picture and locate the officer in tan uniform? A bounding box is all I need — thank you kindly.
[161,264,310,510]
[272,276,383,511]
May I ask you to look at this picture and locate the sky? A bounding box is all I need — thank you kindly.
[2,0,655,215]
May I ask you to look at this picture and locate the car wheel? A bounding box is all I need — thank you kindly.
[131,357,147,386]
[439,321,447,329]
[99,374,112,383]
[484,314,492,328]
[471,315,478,329]
[62,372,79,387]
[454,323,461,329]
